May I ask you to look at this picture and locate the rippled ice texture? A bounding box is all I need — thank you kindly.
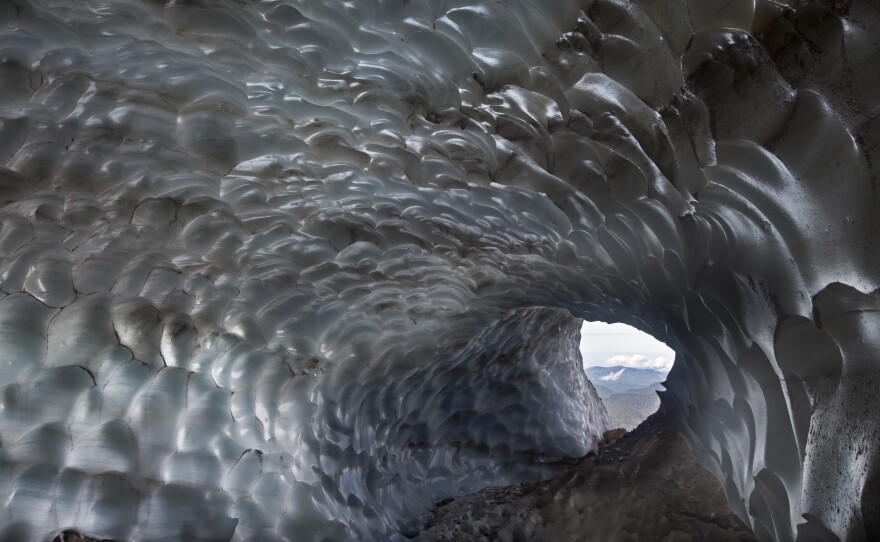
[0,0,878,540]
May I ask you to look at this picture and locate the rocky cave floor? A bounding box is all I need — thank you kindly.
[414,411,758,541]
[53,411,757,542]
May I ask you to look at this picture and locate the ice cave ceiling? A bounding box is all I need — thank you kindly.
[0,0,878,540]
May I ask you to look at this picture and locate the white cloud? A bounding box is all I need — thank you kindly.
[599,368,626,381]
[602,354,674,372]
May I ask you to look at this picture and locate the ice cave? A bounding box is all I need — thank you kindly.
[0,0,877,540]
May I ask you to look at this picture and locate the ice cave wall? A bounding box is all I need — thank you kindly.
[0,0,878,540]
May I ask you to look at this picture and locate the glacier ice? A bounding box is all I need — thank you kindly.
[0,0,878,540]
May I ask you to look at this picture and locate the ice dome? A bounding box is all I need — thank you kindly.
[0,0,877,540]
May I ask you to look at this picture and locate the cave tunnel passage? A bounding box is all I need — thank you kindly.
[0,0,878,540]
[579,320,676,431]
[411,310,759,541]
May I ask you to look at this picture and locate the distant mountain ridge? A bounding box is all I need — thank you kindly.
[585,366,667,430]
[585,366,667,392]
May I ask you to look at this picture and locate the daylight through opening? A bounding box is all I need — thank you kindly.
[580,321,676,431]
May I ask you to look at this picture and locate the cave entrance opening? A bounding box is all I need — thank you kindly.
[579,320,676,431]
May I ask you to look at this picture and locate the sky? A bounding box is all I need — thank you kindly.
[579,320,676,373]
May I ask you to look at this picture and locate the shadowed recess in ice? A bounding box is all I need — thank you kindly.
[0,0,878,540]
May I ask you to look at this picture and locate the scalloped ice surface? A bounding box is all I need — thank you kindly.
[0,0,878,540]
